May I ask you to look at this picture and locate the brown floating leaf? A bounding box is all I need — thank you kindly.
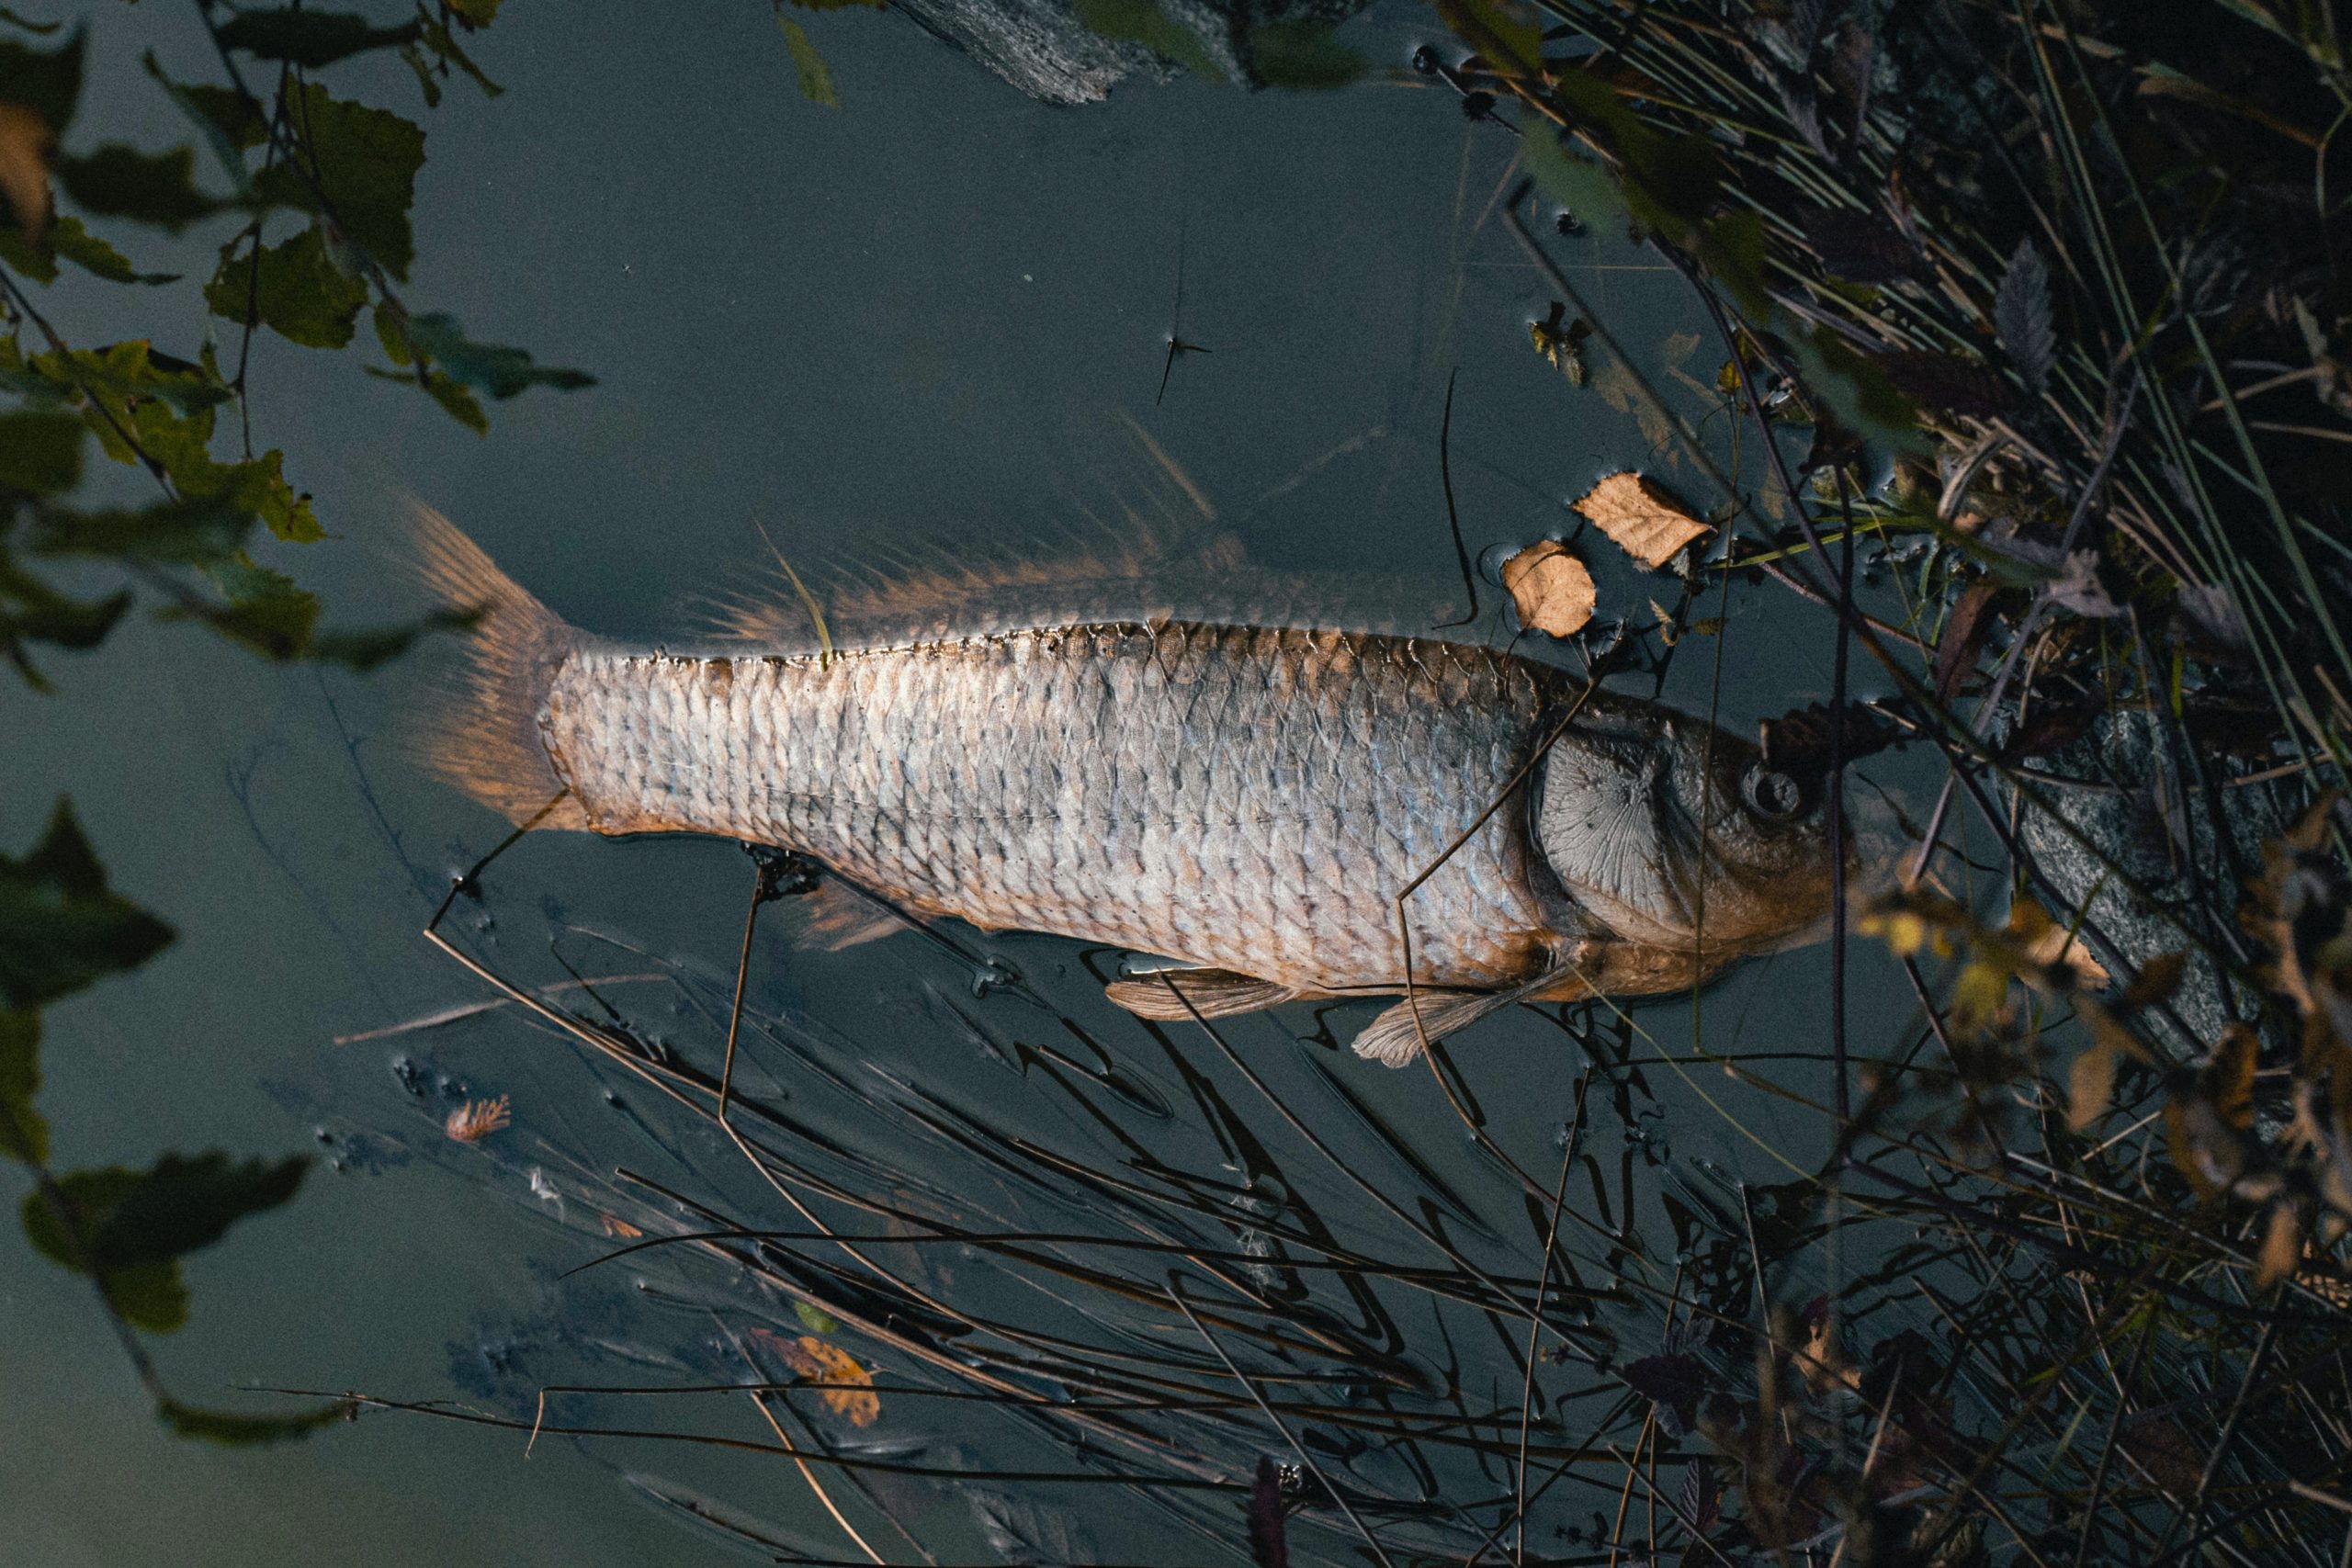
[761,1331,880,1427]
[1499,540,1595,637]
[2067,1041,2119,1132]
[2023,918,2110,989]
[1570,471,1713,570]
[0,101,54,245]
[2256,1203,2303,1291]
[1932,582,1998,704]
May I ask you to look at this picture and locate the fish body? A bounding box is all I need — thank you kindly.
[415,512,1839,1062]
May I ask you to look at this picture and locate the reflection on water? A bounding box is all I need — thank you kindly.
[273,832,1875,1563]
[5,3,1922,1562]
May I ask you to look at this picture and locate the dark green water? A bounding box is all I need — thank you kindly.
[3,5,1930,1562]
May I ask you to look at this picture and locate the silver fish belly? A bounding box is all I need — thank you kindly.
[539,621,1575,995]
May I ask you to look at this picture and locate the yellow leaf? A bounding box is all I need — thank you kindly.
[763,1330,880,1427]
[2023,917,2109,989]
[1500,541,1596,637]
[1569,471,1713,570]
[2006,897,2053,946]
[1951,960,2011,1030]
[2212,1023,2257,1133]
[2067,1042,2119,1132]
[2256,1203,2302,1291]
[2120,950,2185,1010]
[0,101,53,245]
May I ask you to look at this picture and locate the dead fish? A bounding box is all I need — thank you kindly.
[411,508,1841,1065]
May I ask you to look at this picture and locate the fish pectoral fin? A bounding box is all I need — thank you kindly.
[1351,960,1593,1066]
[788,883,905,952]
[1105,968,1301,1021]
[1350,990,1513,1067]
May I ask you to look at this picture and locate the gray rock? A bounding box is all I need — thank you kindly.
[2014,708,2286,1057]
[889,0,1370,104]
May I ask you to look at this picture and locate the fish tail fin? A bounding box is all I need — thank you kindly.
[406,503,587,829]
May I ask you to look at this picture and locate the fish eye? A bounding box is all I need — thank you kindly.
[1740,765,1807,822]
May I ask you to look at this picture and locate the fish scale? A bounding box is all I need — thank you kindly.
[541,621,1568,993]
[414,507,1839,1057]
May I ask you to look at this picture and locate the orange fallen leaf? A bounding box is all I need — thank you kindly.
[2023,920,2109,989]
[2256,1203,2302,1291]
[0,102,54,246]
[762,1331,880,1427]
[598,1213,643,1238]
[1500,541,1596,637]
[1570,471,1713,570]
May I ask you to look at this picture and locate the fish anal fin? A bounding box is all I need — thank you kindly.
[1105,968,1300,1022]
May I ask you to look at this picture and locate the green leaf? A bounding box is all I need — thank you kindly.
[396,42,444,108]
[88,1152,312,1269]
[446,0,502,24]
[53,144,222,231]
[413,6,503,96]
[103,1258,190,1332]
[1522,126,1630,234]
[1069,0,1225,82]
[0,553,131,685]
[0,799,174,1011]
[164,555,321,659]
[306,605,476,670]
[404,311,594,399]
[0,224,59,284]
[0,213,176,286]
[779,18,840,109]
[1435,0,1538,72]
[50,214,176,284]
[371,303,413,367]
[0,1010,48,1165]
[141,52,265,193]
[253,84,423,279]
[1791,326,1932,457]
[203,224,369,349]
[1250,21,1363,88]
[0,410,84,493]
[22,1153,311,1325]
[159,1397,353,1445]
[29,495,251,566]
[213,8,424,68]
[424,367,488,432]
[794,1299,842,1334]
[0,23,82,133]
[28,340,232,428]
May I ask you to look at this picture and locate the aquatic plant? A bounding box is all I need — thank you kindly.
[300,2,2352,1563]
[0,2,589,1439]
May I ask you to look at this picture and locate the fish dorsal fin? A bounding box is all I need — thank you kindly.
[702,420,1479,654]
[1104,967,1305,1021]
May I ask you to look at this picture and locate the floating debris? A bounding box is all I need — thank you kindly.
[1499,540,1596,637]
[1570,471,1713,570]
[1529,301,1591,386]
[754,1330,880,1427]
[444,1094,512,1143]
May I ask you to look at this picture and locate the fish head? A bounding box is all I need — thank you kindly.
[1532,695,1847,962]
